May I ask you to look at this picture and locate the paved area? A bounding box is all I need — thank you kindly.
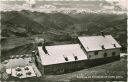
[3,56,42,79]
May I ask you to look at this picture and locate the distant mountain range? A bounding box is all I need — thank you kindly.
[1,1,126,14]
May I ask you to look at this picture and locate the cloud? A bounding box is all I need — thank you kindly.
[105,0,127,9]
[118,0,127,9]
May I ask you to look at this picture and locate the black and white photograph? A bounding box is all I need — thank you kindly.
[0,0,127,82]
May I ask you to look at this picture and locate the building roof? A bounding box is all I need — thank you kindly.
[38,44,87,65]
[78,35,121,52]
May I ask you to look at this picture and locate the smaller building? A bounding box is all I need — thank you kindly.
[78,34,121,59]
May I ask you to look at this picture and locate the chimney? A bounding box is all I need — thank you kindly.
[74,56,78,60]
[63,55,68,61]
[113,44,116,47]
[101,45,105,49]
[42,40,48,54]
[32,51,35,56]
[64,57,68,61]
[101,31,105,37]
[73,54,78,60]
[42,46,48,54]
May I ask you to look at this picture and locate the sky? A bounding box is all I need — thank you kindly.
[106,0,127,9]
[0,0,127,9]
[119,0,127,9]
[0,0,120,1]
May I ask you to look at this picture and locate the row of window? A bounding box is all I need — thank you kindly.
[88,52,116,58]
[94,51,116,56]
[104,52,116,57]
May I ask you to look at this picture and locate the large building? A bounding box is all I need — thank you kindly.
[35,44,88,75]
[34,34,121,75]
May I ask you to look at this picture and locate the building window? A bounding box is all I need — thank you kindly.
[94,51,98,55]
[104,53,107,57]
[120,48,122,52]
[112,52,116,56]
[88,55,91,58]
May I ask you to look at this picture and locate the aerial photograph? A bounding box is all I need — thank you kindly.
[0,0,127,82]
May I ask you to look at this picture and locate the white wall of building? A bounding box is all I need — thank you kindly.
[87,48,120,59]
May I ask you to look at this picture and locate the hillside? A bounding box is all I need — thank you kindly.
[1,10,127,59]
